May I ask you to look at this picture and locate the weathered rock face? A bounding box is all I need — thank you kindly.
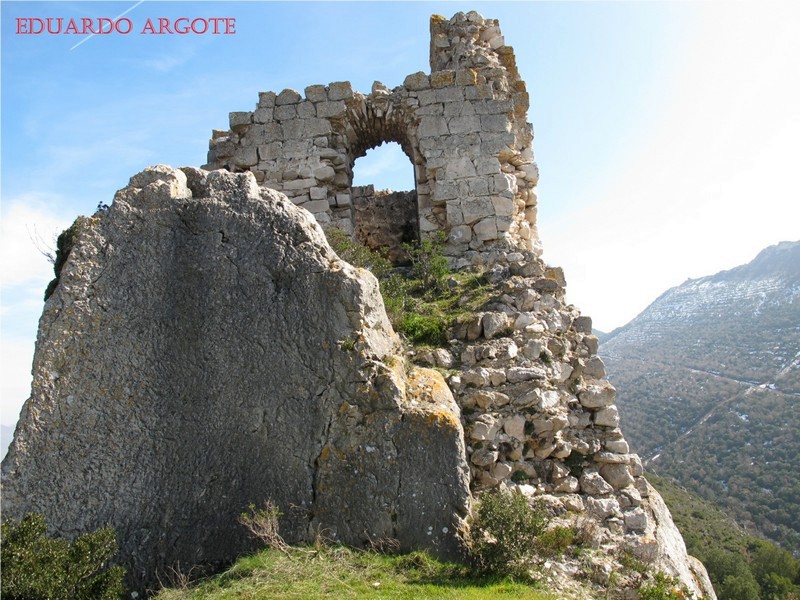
[1,166,470,589]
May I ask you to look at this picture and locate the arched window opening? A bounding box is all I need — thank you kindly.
[352,141,413,191]
[351,141,419,264]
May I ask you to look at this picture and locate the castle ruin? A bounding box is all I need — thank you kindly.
[1,11,717,598]
[204,13,540,265]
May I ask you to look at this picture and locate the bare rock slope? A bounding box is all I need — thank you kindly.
[1,166,470,589]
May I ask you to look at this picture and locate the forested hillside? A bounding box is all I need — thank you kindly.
[601,241,800,552]
[650,473,799,599]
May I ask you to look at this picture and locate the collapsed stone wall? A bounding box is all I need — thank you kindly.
[204,11,541,265]
[414,261,715,596]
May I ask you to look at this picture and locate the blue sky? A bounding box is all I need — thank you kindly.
[2,1,799,427]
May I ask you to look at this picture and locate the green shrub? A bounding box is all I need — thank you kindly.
[403,231,450,292]
[534,526,575,557]
[461,489,547,577]
[44,216,88,301]
[564,452,586,478]
[749,539,798,592]
[719,573,762,600]
[238,500,290,554]
[325,228,482,349]
[510,470,528,483]
[397,312,447,345]
[619,549,650,575]
[339,337,356,352]
[379,273,414,323]
[1,513,125,600]
[325,228,393,279]
[638,573,687,600]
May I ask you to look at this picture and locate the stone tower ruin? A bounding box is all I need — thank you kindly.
[204,12,540,265]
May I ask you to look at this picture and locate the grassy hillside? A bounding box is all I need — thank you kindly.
[649,473,800,599]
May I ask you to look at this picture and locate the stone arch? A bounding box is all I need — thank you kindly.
[338,87,431,261]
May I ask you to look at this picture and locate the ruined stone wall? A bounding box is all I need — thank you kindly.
[352,186,419,263]
[201,18,716,592]
[2,11,716,598]
[204,11,541,265]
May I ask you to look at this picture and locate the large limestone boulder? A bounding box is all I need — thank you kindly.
[1,166,470,590]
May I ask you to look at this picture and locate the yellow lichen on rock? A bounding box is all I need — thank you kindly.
[405,367,462,431]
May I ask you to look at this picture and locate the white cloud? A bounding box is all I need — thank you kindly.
[1,197,75,427]
[0,337,34,427]
[1,196,74,288]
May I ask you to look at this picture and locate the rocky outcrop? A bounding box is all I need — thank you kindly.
[1,166,470,590]
[3,10,719,599]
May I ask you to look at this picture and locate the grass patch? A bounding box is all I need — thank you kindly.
[618,548,649,575]
[154,546,555,599]
[326,229,493,347]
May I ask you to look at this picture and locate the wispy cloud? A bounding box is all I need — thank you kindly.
[142,53,190,73]
[140,45,197,73]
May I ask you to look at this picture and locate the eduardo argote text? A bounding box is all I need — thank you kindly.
[16,17,236,35]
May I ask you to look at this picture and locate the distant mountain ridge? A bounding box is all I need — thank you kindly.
[604,241,800,390]
[601,241,800,552]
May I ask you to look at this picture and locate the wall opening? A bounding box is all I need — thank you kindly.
[351,141,419,264]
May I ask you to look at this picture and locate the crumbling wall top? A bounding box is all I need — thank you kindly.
[204,11,541,267]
